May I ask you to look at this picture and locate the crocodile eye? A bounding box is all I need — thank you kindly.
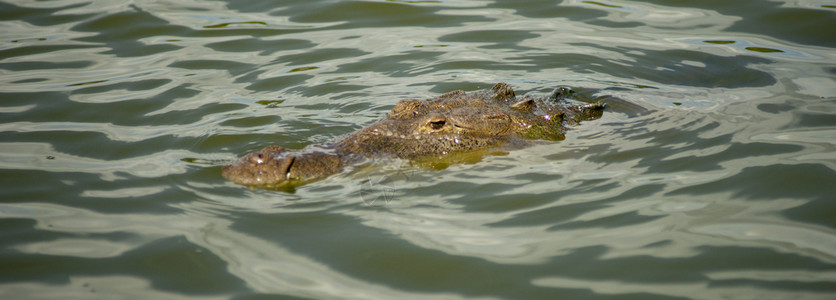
[248,153,266,164]
[429,120,446,130]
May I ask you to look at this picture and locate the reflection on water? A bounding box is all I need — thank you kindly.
[1,0,835,299]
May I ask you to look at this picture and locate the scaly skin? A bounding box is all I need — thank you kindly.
[222,83,604,188]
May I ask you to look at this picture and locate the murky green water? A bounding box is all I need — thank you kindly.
[1,0,835,299]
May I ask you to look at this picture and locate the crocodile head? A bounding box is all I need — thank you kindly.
[222,83,605,188]
[336,83,582,159]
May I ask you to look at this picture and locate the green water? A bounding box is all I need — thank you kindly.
[1,0,835,299]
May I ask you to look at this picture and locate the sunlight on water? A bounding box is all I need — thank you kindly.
[1,0,835,299]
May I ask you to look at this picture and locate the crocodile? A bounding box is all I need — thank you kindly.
[222,83,606,188]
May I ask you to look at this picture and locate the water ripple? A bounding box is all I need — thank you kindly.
[1,0,835,298]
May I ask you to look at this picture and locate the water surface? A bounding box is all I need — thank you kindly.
[1,0,835,299]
